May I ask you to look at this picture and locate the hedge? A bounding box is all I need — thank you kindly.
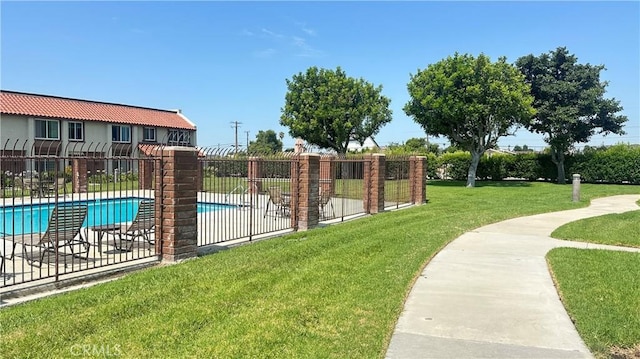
[423,144,639,184]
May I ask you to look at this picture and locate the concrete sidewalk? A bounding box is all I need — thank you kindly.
[386,194,640,359]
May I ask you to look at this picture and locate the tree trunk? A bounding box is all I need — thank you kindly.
[550,147,566,184]
[466,150,482,187]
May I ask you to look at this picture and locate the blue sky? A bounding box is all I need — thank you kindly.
[2,1,639,150]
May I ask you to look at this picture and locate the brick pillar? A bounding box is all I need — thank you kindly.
[291,153,320,231]
[197,160,203,192]
[410,156,427,204]
[72,158,88,193]
[319,155,336,195]
[155,147,198,262]
[138,158,153,190]
[248,157,263,194]
[363,154,386,214]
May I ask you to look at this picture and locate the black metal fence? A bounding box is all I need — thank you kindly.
[1,142,417,290]
[1,142,158,288]
[385,156,412,209]
[197,149,299,246]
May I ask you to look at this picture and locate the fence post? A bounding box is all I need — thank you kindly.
[410,156,427,204]
[292,153,320,230]
[364,154,386,214]
[72,158,88,193]
[248,157,263,194]
[155,147,198,262]
[138,158,154,190]
[371,154,385,214]
[197,160,204,192]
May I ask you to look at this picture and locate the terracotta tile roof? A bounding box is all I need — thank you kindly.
[0,90,196,130]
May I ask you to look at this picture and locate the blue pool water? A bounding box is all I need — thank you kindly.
[0,198,234,235]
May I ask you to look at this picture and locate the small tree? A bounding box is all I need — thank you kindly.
[405,53,535,187]
[248,130,283,154]
[516,47,627,184]
[280,66,393,154]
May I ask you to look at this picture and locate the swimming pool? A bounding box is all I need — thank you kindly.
[0,198,235,235]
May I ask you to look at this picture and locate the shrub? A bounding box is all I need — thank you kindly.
[439,151,470,181]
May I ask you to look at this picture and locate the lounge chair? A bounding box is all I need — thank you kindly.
[9,204,89,267]
[319,190,335,219]
[112,200,156,251]
[263,186,291,218]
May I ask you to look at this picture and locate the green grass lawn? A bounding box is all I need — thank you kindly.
[1,181,639,358]
[548,199,640,358]
[547,249,640,358]
[551,210,640,248]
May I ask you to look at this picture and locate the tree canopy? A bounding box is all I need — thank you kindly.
[248,130,283,154]
[280,66,393,154]
[404,53,535,187]
[516,47,627,183]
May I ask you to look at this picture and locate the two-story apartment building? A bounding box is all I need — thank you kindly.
[0,90,197,175]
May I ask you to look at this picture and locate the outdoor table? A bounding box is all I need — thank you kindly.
[86,224,122,253]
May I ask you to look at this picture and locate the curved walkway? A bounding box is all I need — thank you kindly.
[386,194,640,359]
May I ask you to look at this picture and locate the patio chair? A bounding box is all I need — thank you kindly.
[13,177,24,195]
[263,186,291,218]
[10,204,89,267]
[319,190,335,219]
[45,177,67,197]
[22,177,42,197]
[112,200,156,251]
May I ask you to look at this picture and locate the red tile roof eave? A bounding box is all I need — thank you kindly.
[0,90,197,130]
[0,110,196,131]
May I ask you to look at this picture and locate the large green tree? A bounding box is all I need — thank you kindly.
[404,53,535,187]
[248,130,283,154]
[280,66,392,154]
[516,47,628,184]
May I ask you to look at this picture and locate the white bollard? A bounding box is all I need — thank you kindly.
[572,174,580,202]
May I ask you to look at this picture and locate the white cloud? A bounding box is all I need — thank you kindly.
[261,28,284,39]
[292,36,323,57]
[253,48,277,58]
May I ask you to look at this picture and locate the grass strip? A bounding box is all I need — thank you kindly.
[552,210,640,248]
[1,181,639,358]
[547,249,640,358]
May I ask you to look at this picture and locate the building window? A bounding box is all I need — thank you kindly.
[68,121,84,141]
[35,119,60,140]
[168,130,191,145]
[143,127,156,142]
[112,125,131,143]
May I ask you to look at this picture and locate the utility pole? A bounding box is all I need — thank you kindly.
[245,130,250,152]
[230,121,242,155]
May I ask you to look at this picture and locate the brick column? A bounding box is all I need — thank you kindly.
[138,158,153,190]
[248,157,263,194]
[410,156,427,204]
[291,153,319,231]
[155,147,198,262]
[363,154,386,214]
[197,160,203,192]
[319,155,336,195]
[72,158,88,193]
